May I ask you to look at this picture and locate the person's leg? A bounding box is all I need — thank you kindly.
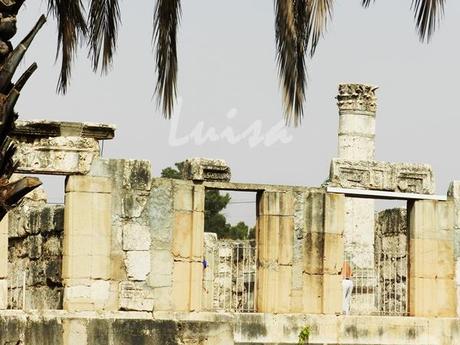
[344,280,352,315]
[342,279,349,315]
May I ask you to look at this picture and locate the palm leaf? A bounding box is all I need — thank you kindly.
[88,0,121,72]
[308,0,333,57]
[275,0,308,127]
[48,0,87,93]
[361,0,375,8]
[153,0,181,119]
[411,0,445,42]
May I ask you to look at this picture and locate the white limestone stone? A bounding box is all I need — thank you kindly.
[122,224,151,251]
[90,280,110,303]
[126,251,151,281]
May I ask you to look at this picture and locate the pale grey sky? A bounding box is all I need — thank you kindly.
[13,1,460,226]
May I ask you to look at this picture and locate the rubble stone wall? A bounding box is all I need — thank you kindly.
[8,201,64,309]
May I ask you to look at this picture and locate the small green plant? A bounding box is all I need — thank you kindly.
[298,325,310,345]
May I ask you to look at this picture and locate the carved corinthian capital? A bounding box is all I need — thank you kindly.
[337,83,378,114]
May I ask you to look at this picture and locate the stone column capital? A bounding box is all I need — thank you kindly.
[337,83,378,114]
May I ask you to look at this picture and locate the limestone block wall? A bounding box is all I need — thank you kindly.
[88,159,205,313]
[375,208,408,314]
[408,199,456,317]
[7,198,64,309]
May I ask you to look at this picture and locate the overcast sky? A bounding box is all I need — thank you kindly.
[13,1,460,226]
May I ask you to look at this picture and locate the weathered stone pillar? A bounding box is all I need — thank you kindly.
[408,199,456,317]
[171,181,205,311]
[257,190,294,313]
[63,176,112,311]
[336,84,377,310]
[0,215,8,309]
[448,181,460,316]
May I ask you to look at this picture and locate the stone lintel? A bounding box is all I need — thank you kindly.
[181,158,231,182]
[329,159,435,194]
[12,120,115,141]
[15,136,100,175]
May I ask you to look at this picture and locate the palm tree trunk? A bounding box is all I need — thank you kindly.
[0,1,44,221]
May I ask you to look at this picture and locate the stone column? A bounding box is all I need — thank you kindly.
[171,181,205,312]
[63,176,112,311]
[408,199,456,317]
[256,190,294,313]
[0,215,8,309]
[336,84,377,311]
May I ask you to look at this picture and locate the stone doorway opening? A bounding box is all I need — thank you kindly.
[342,193,411,316]
[202,189,258,313]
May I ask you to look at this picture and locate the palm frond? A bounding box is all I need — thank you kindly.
[308,0,333,57]
[275,0,310,127]
[361,0,375,8]
[88,0,121,72]
[411,0,445,42]
[48,0,87,93]
[153,0,181,119]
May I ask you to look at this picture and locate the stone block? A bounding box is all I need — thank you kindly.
[277,265,292,313]
[126,251,150,281]
[305,191,325,234]
[322,274,342,314]
[303,232,324,275]
[0,279,6,309]
[181,157,231,182]
[63,319,88,345]
[193,185,205,212]
[261,267,278,313]
[189,261,203,311]
[279,217,293,265]
[410,277,456,317]
[122,224,151,251]
[63,255,92,280]
[110,253,126,281]
[65,175,112,193]
[191,211,204,260]
[26,235,43,259]
[259,191,294,216]
[91,233,111,256]
[410,239,454,279]
[172,261,191,311]
[437,201,455,231]
[323,233,343,275]
[66,235,92,257]
[172,211,193,258]
[324,193,345,235]
[408,200,436,240]
[91,255,111,280]
[15,136,100,175]
[173,183,193,211]
[65,193,112,238]
[90,280,110,305]
[329,158,435,194]
[119,281,154,311]
[302,274,322,313]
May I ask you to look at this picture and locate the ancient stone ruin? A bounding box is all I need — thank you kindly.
[0,85,459,344]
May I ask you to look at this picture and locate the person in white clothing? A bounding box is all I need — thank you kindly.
[341,261,353,315]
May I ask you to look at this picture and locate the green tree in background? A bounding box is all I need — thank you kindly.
[161,163,254,240]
